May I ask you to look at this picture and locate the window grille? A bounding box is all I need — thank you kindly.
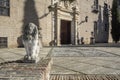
[0,0,10,16]
[92,0,99,13]
[0,37,8,48]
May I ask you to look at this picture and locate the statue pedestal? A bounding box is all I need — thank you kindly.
[0,58,52,80]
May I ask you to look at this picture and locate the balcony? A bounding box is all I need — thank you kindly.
[91,5,99,13]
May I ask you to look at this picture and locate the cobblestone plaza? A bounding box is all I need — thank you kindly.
[0,47,120,75]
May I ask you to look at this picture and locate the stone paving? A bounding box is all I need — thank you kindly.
[50,47,120,57]
[50,47,120,74]
[0,48,51,63]
[0,47,120,75]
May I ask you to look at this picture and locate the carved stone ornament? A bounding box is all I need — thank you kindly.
[58,0,79,11]
[64,1,69,8]
[60,0,75,3]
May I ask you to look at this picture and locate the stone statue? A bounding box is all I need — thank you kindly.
[22,23,41,63]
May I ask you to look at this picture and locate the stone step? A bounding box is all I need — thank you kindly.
[50,74,120,80]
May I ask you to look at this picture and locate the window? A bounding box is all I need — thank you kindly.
[0,37,8,48]
[104,3,108,16]
[94,21,97,31]
[92,0,99,13]
[105,24,108,31]
[94,21,97,40]
[94,0,98,9]
[0,0,10,16]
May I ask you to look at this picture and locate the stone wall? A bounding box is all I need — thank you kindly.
[77,0,113,44]
[0,0,113,47]
[0,0,52,48]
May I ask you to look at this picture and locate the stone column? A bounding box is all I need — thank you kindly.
[71,20,75,45]
[52,11,55,44]
[54,3,58,46]
[57,18,61,46]
[72,7,78,45]
[108,17,113,43]
[108,8,113,43]
[75,19,78,45]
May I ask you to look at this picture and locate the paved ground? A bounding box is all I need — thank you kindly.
[0,48,51,63]
[50,47,120,74]
[0,47,120,75]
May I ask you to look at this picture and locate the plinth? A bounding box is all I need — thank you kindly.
[0,58,52,80]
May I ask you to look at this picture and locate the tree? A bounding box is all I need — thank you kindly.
[111,0,120,43]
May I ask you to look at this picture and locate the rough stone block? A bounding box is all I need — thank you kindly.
[0,58,52,80]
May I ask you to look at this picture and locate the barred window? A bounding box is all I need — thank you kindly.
[0,0,10,16]
[94,0,98,9]
[0,37,8,48]
[94,21,97,31]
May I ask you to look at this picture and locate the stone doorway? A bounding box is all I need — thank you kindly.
[60,20,71,44]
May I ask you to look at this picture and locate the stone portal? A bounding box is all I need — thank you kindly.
[51,1,79,46]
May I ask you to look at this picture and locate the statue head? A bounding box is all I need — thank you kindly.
[22,23,38,40]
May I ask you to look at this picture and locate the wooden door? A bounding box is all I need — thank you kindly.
[60,20,71,44]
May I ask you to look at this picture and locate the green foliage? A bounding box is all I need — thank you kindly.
[111,0,120,42]
[117,7,120,22]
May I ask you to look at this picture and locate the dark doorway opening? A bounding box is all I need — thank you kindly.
[60,20,71,44]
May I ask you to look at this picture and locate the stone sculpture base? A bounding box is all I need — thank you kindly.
[0,58,52,80]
